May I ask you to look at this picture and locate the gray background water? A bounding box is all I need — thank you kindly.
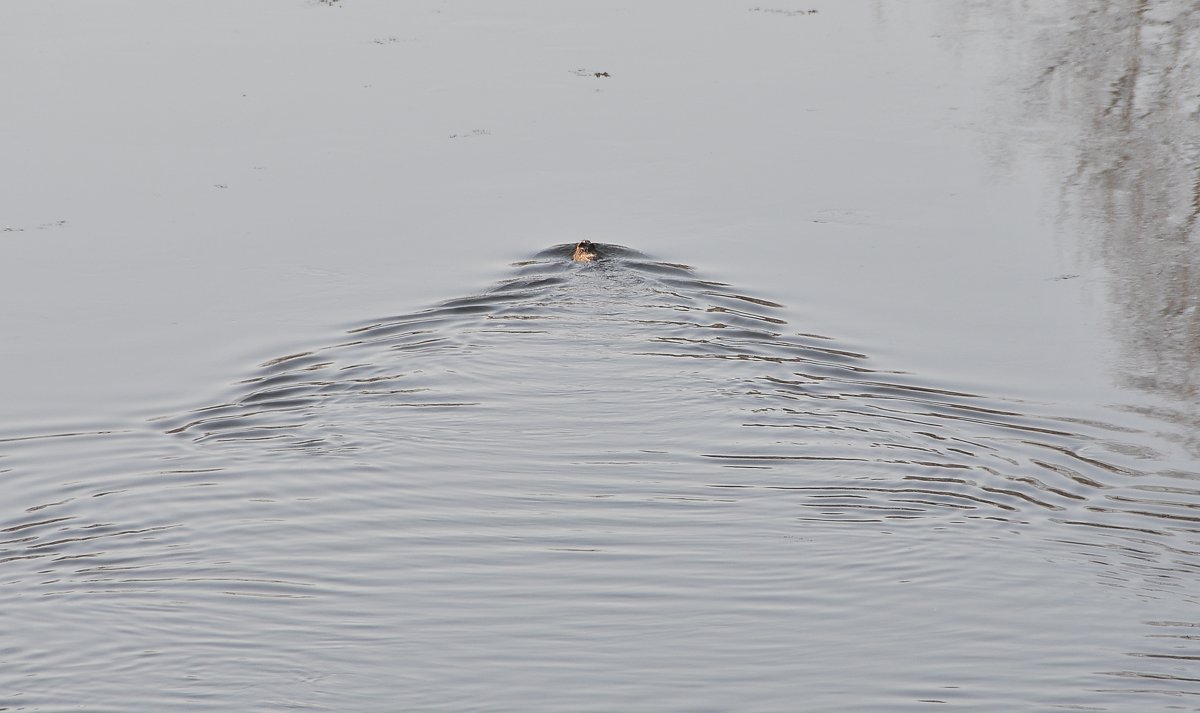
[2,1,1199,711]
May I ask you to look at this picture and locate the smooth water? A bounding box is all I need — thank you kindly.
[4,246,1197,711]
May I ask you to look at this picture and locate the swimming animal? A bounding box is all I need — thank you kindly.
[571,240,601,262]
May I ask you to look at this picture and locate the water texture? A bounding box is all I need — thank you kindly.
[3,246,1197,711]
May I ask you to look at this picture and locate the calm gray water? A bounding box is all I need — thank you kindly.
[3,245,1197,711]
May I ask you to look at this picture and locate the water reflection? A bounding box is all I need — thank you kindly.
[1013,1,1200,440]
[3,244,1199,711]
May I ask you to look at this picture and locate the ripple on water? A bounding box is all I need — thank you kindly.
[2,243,1198,711]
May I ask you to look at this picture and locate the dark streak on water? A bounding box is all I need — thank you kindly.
[2,244,1199,712]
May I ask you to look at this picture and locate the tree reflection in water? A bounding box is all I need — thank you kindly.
[958,0,1200,448]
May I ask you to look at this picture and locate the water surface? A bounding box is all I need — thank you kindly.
[4,245,1197,711]
[4,1,1200,710]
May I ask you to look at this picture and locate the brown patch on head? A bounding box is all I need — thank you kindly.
[572,240,601,262]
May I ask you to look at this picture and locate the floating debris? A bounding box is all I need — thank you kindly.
[749,7,819,16]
